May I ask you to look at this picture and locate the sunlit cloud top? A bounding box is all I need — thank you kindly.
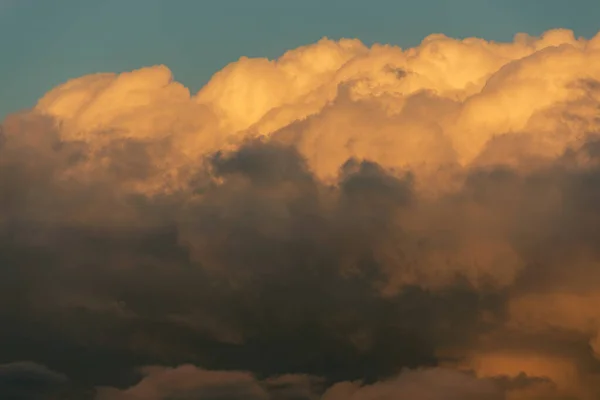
[3,3,600,399]
[1,0,599,118]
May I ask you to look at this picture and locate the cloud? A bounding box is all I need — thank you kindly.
[322,368,505,400]
[0,361,92,399]
[2,28,600,399]
[95,365,269,400]
[96,365,555,400]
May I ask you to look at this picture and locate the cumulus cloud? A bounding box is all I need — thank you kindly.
[2,28,600,399]
[95,365,269,400]
[0,361,560,400]
[321,368,502,400]
[96,365,556,400]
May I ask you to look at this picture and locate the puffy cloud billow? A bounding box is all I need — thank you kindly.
[2,28,600,399]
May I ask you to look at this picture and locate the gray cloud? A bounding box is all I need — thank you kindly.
[3,29,600,399]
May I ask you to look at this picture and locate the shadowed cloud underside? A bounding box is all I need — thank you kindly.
[2,28,600,399]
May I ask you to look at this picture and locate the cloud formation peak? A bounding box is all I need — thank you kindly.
[2,28,600,399]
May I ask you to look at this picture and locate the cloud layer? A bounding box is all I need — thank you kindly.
[2,28,600,399]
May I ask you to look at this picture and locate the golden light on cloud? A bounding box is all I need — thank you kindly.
[3,28,600,399]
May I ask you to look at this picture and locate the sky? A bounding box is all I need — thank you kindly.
[4,2,600,400]
[1,0,600,118]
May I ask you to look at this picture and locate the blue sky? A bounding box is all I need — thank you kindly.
[1,0,599,118]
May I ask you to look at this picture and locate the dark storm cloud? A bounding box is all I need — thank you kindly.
[0,115,500,387]
[3,108,600,399]
[0,361,93,399]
